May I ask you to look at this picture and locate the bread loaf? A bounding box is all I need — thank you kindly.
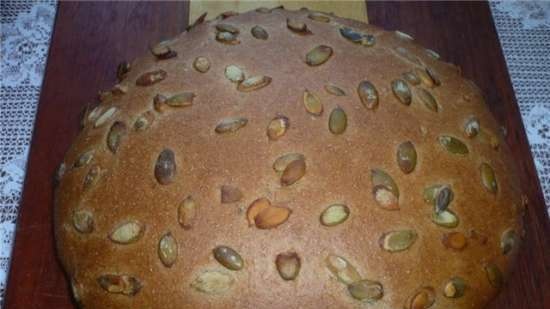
[54,7,525,309]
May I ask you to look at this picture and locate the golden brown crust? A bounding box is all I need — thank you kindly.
[54,7,524,309]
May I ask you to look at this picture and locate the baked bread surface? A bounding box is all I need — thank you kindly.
[55,7,525,309]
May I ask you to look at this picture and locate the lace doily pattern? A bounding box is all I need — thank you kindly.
[0,0,57,303]
[494,1,550,29]
[491,1,550,212]
[0,0,548,305]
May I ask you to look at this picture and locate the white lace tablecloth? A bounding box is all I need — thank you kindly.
[0,0,548,305]
[1,0,57,304]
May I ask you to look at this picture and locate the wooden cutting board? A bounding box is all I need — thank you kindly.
[189,0,368,23]
[5,2,549,309]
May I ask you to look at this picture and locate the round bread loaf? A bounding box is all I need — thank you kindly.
[54,7,526,309]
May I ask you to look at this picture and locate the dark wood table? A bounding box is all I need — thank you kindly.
[5,2,550,308]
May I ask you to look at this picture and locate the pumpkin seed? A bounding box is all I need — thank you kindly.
[251,25,268,40]
[225,64,244,83]
[215,117,248,134]
[391,79,412,105]
[371,169,399,209]
[281,158,306,186]
[94,107,117,128]
[308,12,330,23]
[303,89,323,116]
[111,83,128,95]
[320,204,350,226]
[153,94,168,112]
[155,149,176,185]
[254,205,291,229]
[87,105,103,123]
[425,67,441,86]
[396,141,417,174]
[116,61,131,81]
[339,27,375,46]
[221,185,243,203]
[216,23,239,34]
[348,280,384,301]
[246,198,271,226]
[415,68,433,87]
[432,210,459,228]
[165,92,195,107]
[403,71,421,85]
[150,41,177,60]
[72,210,94,234]
[339,27,362,42]
[74,151,94,168]
[267,115,289,140]
[134,111,154,131]
[136,69,167,86]
[287,18,311,35]
[186,12,207,32]
[216,31,240,45]
[178,196,197,230]
[109,221,144,244]
[484,263,503,289]
[380,230,417,252]
[276,252,301,280]
[83,165,101,190]
[273,153,305,173]
[306,45,333,66]
[434,186,453,213]
[501,229,518,255]
[324,84,346,96]
[442,232,467,251]
[70,278,83,305]
[395,30,414,40]
[325,254,361,285]
[328,107,347,135]
[193,56,210,73]
[158,232,177,267]
[394,47,421,65]
[217,11,239,20]
[107,121,127,154]
[407,287,435,309]
[464,116,480,138]
[444,277,466,298]
[416,88,438,112]
[357,81,379,110]
[372,186,399,210]
[237,75,272,92]
[425,49,440,60]
[423,184,449,204]
[360,34,376,47]
[213,246,243,271]
[361,34,376,46]
[97,274,142,296]
[415,68,439,88]
[54,162,66,185]
[439,135,469,155]
[191,270,234,294]
[480,162,498,194]
[225,65,245,83]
